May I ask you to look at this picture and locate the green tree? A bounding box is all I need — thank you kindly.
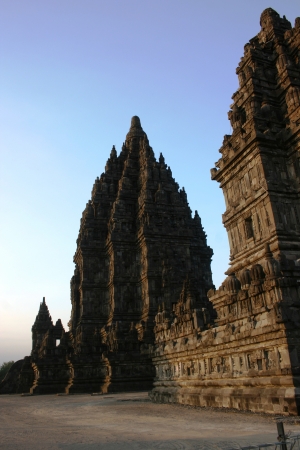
[0,361,14,381]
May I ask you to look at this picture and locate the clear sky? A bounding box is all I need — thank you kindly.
[0,1,299,364]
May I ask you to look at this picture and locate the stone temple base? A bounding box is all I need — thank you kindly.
[107,353,155,393]
[150,378,300,415]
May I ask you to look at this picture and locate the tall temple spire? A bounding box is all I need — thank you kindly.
[67,115,213,392]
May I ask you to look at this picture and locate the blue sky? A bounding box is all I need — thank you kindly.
[0,1,299,364]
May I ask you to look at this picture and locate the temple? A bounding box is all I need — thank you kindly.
[67,115,213,392]
[2,8,300,416]
[0,116,213,394]
[150,9,300,415]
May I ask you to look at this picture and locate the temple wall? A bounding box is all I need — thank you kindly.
[150,245,300,414]
[150,306,300,414]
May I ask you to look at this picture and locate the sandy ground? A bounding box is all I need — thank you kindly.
[1,392,300,450]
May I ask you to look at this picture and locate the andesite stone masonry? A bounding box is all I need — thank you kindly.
[2,8,300,415]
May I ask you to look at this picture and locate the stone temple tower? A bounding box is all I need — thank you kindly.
[71,117,213,335]
[150,9,300,415]
[211,8,300,273]
[68,116,213,392]
[0,117,213,395]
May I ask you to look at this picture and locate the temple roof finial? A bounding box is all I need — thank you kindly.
[126,116,145,140]
[260,8,279,27]
[130,116,141,128]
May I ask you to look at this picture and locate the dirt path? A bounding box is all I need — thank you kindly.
[1,392,300,449]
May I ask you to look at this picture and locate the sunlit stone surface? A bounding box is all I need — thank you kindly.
[150,9,300,415]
